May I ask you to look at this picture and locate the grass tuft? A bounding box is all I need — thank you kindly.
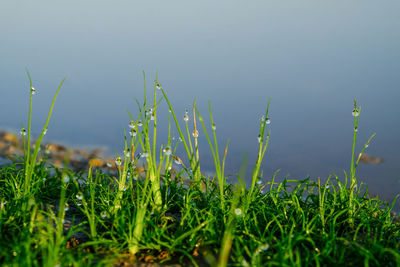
[0,73,399,266]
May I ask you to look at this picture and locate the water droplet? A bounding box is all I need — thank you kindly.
[101,211,107,218]
[265,117,271,124]
[163,146,172,156]
[137,120,143,127]
[354,127,358,132]
[212,123,216,130]
[124,150,130,158]
[62,175,70,183]
[106,162,112,168]
[156,82,162,90]
[257,180,262,185]
[174,159,181,165]
[115,156,122,166]
[141,152,149,158]
[129,121,135,128]
[64,203,69,211]
[257,134,261,143]
[150,114,155,121]
[129,128,137,137]
[184,109,189,122]
[234,208,242,216]
[43,128,48,135]
[20,128,27,136]
[260,244,269,251]
[192,130,198,138]
[76,192,83,200]
[352,109,359,117]
[76,201,82,207]
[31,87,36,95]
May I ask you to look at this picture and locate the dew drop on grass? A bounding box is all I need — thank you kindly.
[20,128,27,136]
[31,87,36,95]
[62,175,70,183]
[43,128,48,135]
[257,134,261,143]
[150,114,155,121]
[76,192,83,200]
[184,109,189,122]
[101,211,107,218]
[212,123,216,130]
[129,121,135,128]
[156,82,162,90]
[163,146,172,156]
[174,159,181,165]
[141,152,149,158]
[137,120,143,127]
[106,162,112,168]
[192,130,198,138]
[354,127,358,132]
[265,117,271,124]
[64,203,69,211]
[257,180,262,185]
[129,128,137,137]
[234,208,242,216]
[115,156,122,166]
[352,108,359,117]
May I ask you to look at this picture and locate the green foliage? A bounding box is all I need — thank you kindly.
[0,73,399,266]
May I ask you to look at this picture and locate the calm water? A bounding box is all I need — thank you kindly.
[1,1,399,203]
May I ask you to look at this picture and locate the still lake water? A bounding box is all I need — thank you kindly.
[1,1,399,204]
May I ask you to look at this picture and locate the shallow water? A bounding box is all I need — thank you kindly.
[1,1,399,205]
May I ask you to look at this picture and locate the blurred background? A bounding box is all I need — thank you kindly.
[0,0,399,203]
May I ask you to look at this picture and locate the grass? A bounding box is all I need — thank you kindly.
[0,72,399,266]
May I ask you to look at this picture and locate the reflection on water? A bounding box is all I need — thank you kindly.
[0,1,399,204]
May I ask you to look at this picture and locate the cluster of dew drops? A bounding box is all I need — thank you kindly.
[258,115,271,143]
